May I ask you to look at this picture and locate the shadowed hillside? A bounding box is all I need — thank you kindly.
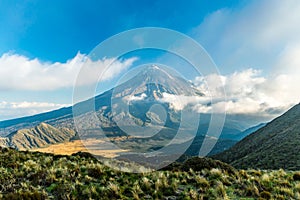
[213,103,300,170]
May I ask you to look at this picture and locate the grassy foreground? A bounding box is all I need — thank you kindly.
[1,147,300,199]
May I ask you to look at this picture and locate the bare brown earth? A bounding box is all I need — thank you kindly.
[31,138,129,158]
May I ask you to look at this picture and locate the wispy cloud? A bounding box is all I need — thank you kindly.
[195,0,300,72]
[0,101,70,120]
[0,52,137,91]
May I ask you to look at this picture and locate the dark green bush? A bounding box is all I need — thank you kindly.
[260,191,272,199]
[293,172,300,181]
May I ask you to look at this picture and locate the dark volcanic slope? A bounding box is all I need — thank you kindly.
[213,103,300,170]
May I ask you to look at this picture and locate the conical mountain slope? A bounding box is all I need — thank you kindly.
[80,65,205,131]
[0,65,204,136]
[213,103,300,170]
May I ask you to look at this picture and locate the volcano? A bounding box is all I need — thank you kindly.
[0,65,242,156]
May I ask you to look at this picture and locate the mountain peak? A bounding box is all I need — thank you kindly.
[139,65,174,80]
[149,64,160,70]
[38,122,50,128]
[112,65,204,99]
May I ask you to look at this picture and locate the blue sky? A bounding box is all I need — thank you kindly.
[0,0,239,62]
[0,0,300,121]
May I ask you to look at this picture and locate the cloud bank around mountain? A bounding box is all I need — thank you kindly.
[194,69,298,116]
[159,68,298,119]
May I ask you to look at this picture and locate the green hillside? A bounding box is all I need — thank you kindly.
[1,147,300,199]
[213,103,300,170]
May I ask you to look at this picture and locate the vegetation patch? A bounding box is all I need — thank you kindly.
[0,147,300,199]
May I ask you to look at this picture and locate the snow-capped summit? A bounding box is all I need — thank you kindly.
[112,65,204,101]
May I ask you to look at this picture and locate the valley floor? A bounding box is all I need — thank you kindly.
[30,139,128,158]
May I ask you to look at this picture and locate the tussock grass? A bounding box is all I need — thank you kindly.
[0,147,300,199]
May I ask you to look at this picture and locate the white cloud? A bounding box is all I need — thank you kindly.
[124,93,147,101]
[0,52,137,91]
[195,0,300,71]
[159,93,211,111]
[194,69,299,116]
[158,68,299,118]
[0,101,69,120]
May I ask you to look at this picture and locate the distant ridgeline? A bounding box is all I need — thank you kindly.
[0,123,75,150]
